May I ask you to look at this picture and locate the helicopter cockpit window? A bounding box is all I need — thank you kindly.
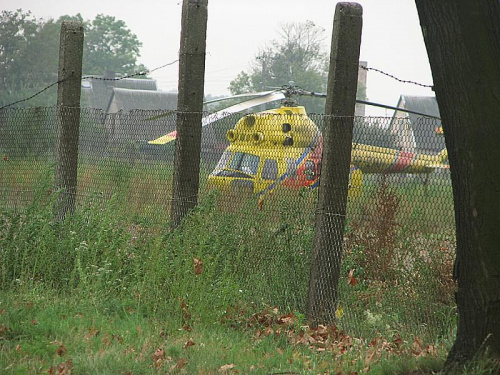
[286,158,297,178]
[214,150,232,171]
[262,159,278,180]
[228,152,260,175]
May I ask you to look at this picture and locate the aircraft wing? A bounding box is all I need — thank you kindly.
[148,91,285,145]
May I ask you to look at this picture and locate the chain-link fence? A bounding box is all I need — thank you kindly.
[0,106,455,346]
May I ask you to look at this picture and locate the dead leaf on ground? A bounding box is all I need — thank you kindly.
[348,269,357,286]
[169,357,188,373]
[58,359,73,375]
[183,339,195,349]
[56,344,67,357]
[152,348,166,368]
[193,258,203,275]
[88,326,100,337]
[218,363,236,373]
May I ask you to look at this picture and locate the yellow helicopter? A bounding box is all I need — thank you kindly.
[148,83,448,199]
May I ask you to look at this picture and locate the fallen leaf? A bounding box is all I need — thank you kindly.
[277,313,295,325]
[412,337,424,355]
[218,363,236,373]
[56,344,67,357]
[88,326,100,337]
[169,357,188,373]
[180,299,191,321]
[152,348,166,367]
[335,306,344,319]
[183,339,195,349]
[58,359,73,375]
[348,269,357,286]
[393,336,403,348]
[193,258,203,275]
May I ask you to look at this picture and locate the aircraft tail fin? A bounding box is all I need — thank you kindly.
[426,149,449,169]
[148,131,177,145]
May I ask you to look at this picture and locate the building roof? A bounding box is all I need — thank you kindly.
[81,75,159,111]
[392,95,445,154]
[107,88,178,113]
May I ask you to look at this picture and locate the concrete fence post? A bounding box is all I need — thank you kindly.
[170,0,209,228]
[306,2,363,325]
[55,20,84,220]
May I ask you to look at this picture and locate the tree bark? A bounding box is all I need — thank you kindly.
[414,0,500,367]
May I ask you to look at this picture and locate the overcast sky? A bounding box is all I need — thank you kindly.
[3,0,434,115]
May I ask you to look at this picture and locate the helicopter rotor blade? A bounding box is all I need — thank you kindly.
[203,90,277,105]
[297,90,441,119]
[355,99,441,119]
[201,91,285,126]
[148,91,285,145]
[146,91,278,121]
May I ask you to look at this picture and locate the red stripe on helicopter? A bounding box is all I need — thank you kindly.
[387,150,415,172]
[393,150,415,171]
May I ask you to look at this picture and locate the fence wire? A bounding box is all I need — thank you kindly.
[0,106,455,346]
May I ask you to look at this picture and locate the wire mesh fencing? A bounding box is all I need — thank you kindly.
[0,106,455,347]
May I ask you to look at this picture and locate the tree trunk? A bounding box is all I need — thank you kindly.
[414,0,500,367]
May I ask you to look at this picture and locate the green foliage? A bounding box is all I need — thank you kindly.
[229,21,328,114]
[0,10,57,107]
[82,14,147,76]
[0,10,147,107]
[0,160,478,373]
[0,107,57,158]
[228,21,366,114]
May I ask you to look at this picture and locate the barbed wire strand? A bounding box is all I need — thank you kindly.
[82,59,179,81]
[1,61,433,110]
[0,59,179,110]
[0,79,67,110]
[359,65,434,89]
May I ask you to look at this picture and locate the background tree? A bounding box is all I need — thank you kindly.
[0,10,53,107]
[0,10,147,107]
[229,21,366,114]
[229,21,329,114]
[83,14,147,75]
[414,0,500,369]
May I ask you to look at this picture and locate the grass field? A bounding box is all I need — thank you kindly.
[1,160,498,373]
